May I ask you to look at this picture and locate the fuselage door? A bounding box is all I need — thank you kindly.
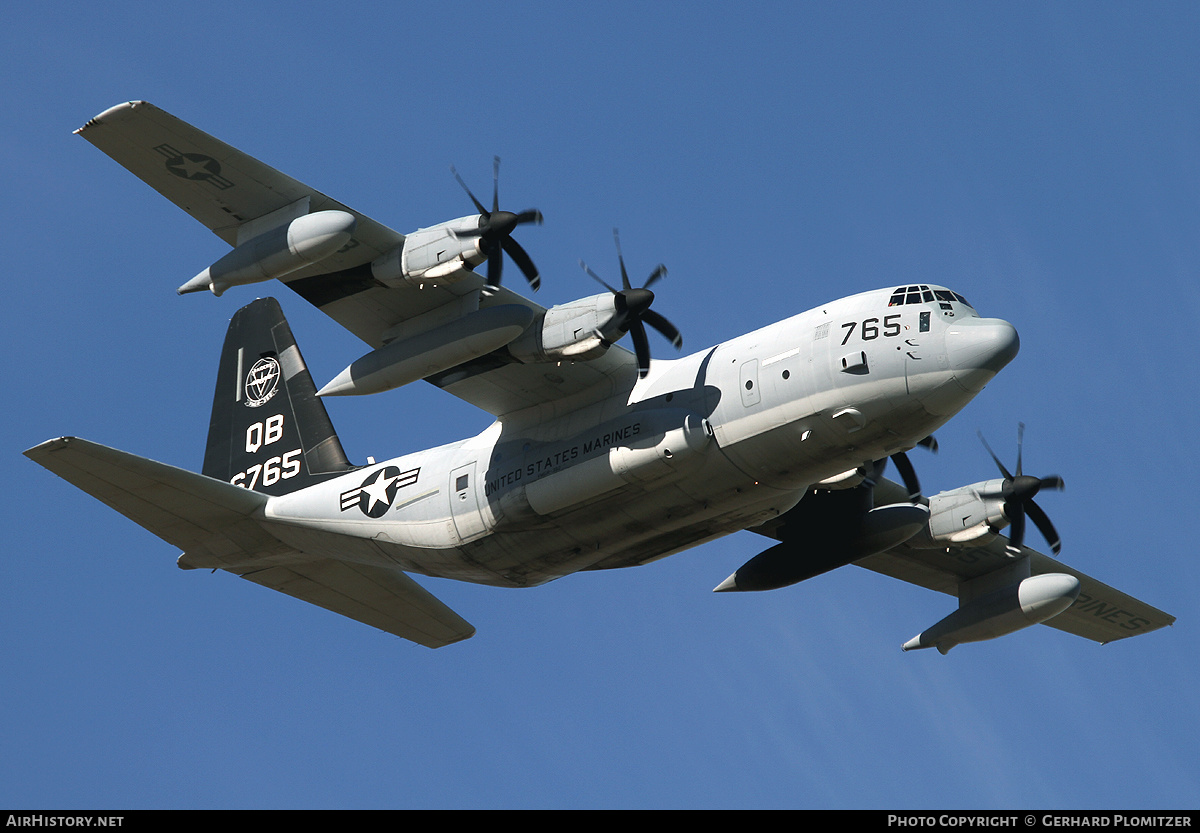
[740,359,761,407]
[903,310,934,394]
[450,463,487,543]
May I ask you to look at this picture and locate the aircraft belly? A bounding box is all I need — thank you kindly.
[439,451,807,586]
[258,446,788,590]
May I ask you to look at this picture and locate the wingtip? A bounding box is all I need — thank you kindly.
[24,436,77,458]
[76,100,149,134]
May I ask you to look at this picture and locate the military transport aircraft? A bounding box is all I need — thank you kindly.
[25,101,1174,652]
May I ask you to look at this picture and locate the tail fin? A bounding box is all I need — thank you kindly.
[203,297,356,494]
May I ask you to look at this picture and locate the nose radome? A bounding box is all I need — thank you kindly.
[945,318,1020,391]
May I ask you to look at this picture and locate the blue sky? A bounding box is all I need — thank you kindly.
[3,2,1197,810]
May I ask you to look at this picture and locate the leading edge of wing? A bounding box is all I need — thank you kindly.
[25,436,474,647]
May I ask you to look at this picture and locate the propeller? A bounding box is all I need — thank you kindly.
[887,435,938,503]
[450,157,543,293]
[580,229,683,378]
[978,423,1065,555]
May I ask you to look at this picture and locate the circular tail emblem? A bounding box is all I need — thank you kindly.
[245,356,281,407]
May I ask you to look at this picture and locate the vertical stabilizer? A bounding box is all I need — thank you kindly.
[203,297,356,494]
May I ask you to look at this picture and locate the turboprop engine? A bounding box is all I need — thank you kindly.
[506,293,622,364]
[907,425,1066,555]
[368,157,546,292]
[509,234,684,377]
[368,215,488,288]
[369,157,544,292]
[906,480,1009,548]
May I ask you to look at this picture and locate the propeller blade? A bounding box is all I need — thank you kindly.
[1040,475,1065,492]
[644,263,668,290]
[642,309,682,349]
[451,165,488,216]
[889,452,923,502]
[1006,501,1026,552]
[491,156,500,213]
[581,260,619,294]
[486,244,503,291]
[978,430,1014,480]
[613,229,632,290]
[1026,500,1062,555]
[629,319,651,377]
[502,237,540,290]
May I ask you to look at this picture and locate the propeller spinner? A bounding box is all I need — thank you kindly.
[978,423,1065,555]
[580,230,683,378]
[451,157,543,293]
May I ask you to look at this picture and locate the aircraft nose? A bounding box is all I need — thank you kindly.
[944,318,1020,392]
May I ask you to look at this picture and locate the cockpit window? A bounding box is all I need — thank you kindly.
[889,285,975,310]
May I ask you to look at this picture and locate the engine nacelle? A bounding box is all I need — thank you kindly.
[507,293,622,364]
[178,210,357,296]
[902,572,1081,654]
[370,216,485,288]
[906,479,1009,548]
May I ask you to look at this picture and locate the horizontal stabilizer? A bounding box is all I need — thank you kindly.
[24,436,272,558]
[25,436,475,648]
[234,560,475,648]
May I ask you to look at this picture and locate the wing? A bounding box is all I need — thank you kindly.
[77,101,638,416]
[856,478,1175,645]
[24,437,475,648]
